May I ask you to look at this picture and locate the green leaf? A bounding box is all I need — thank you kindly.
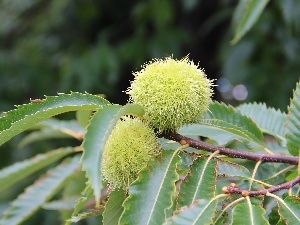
[164,197,221,225]
[286,81,300,156]
[36,118,86,139]
[103,189,126,225]
[119,149,181,225]
[81,104,144,206]
[76,110,93,128]
[18,129,72,148]
[276,219,286,225]
[201,102,264,148]
[231,0,270,44]
[65,184,94,225]
[278,196,300,224]
[217,159,250,178]
[231,203,269,225]
[285,171,298,182]
[0,92,109,146]
[179,124,255,146]
[0,147,74,192]
[268,205,281,225]
[237,103,286,146]
[0,156,80,225]
[177,156,217,208]
[19,118,86,147]
[42,197,78,210]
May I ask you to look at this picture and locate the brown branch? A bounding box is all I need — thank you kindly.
[224,176,300,197]
[162,131,299,165]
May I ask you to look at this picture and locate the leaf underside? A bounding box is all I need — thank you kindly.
[18,129,72,148]
[0,156,80,225]
[0,147,74,192]
[237,102,286,146]
[35,118,86,139]
[180,124,246,146]
[199,102,264,148]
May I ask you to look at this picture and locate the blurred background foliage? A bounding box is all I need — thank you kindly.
[0,0,299,111]
[0,0,300,224]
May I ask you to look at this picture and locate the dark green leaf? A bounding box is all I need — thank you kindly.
[0,92,109,146]
[286,81,300,156]
[119,150,181,225]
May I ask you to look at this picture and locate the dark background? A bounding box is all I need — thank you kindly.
[0,0,299,224]
[1,0,299,111]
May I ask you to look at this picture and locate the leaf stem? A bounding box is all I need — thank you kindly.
[245,196,255,225]
[249,161,261,191]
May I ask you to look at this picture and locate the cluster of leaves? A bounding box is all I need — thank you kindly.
[0,79,299,224]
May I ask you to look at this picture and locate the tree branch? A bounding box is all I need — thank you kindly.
[224,176,300,196]
[162,131,299,165]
